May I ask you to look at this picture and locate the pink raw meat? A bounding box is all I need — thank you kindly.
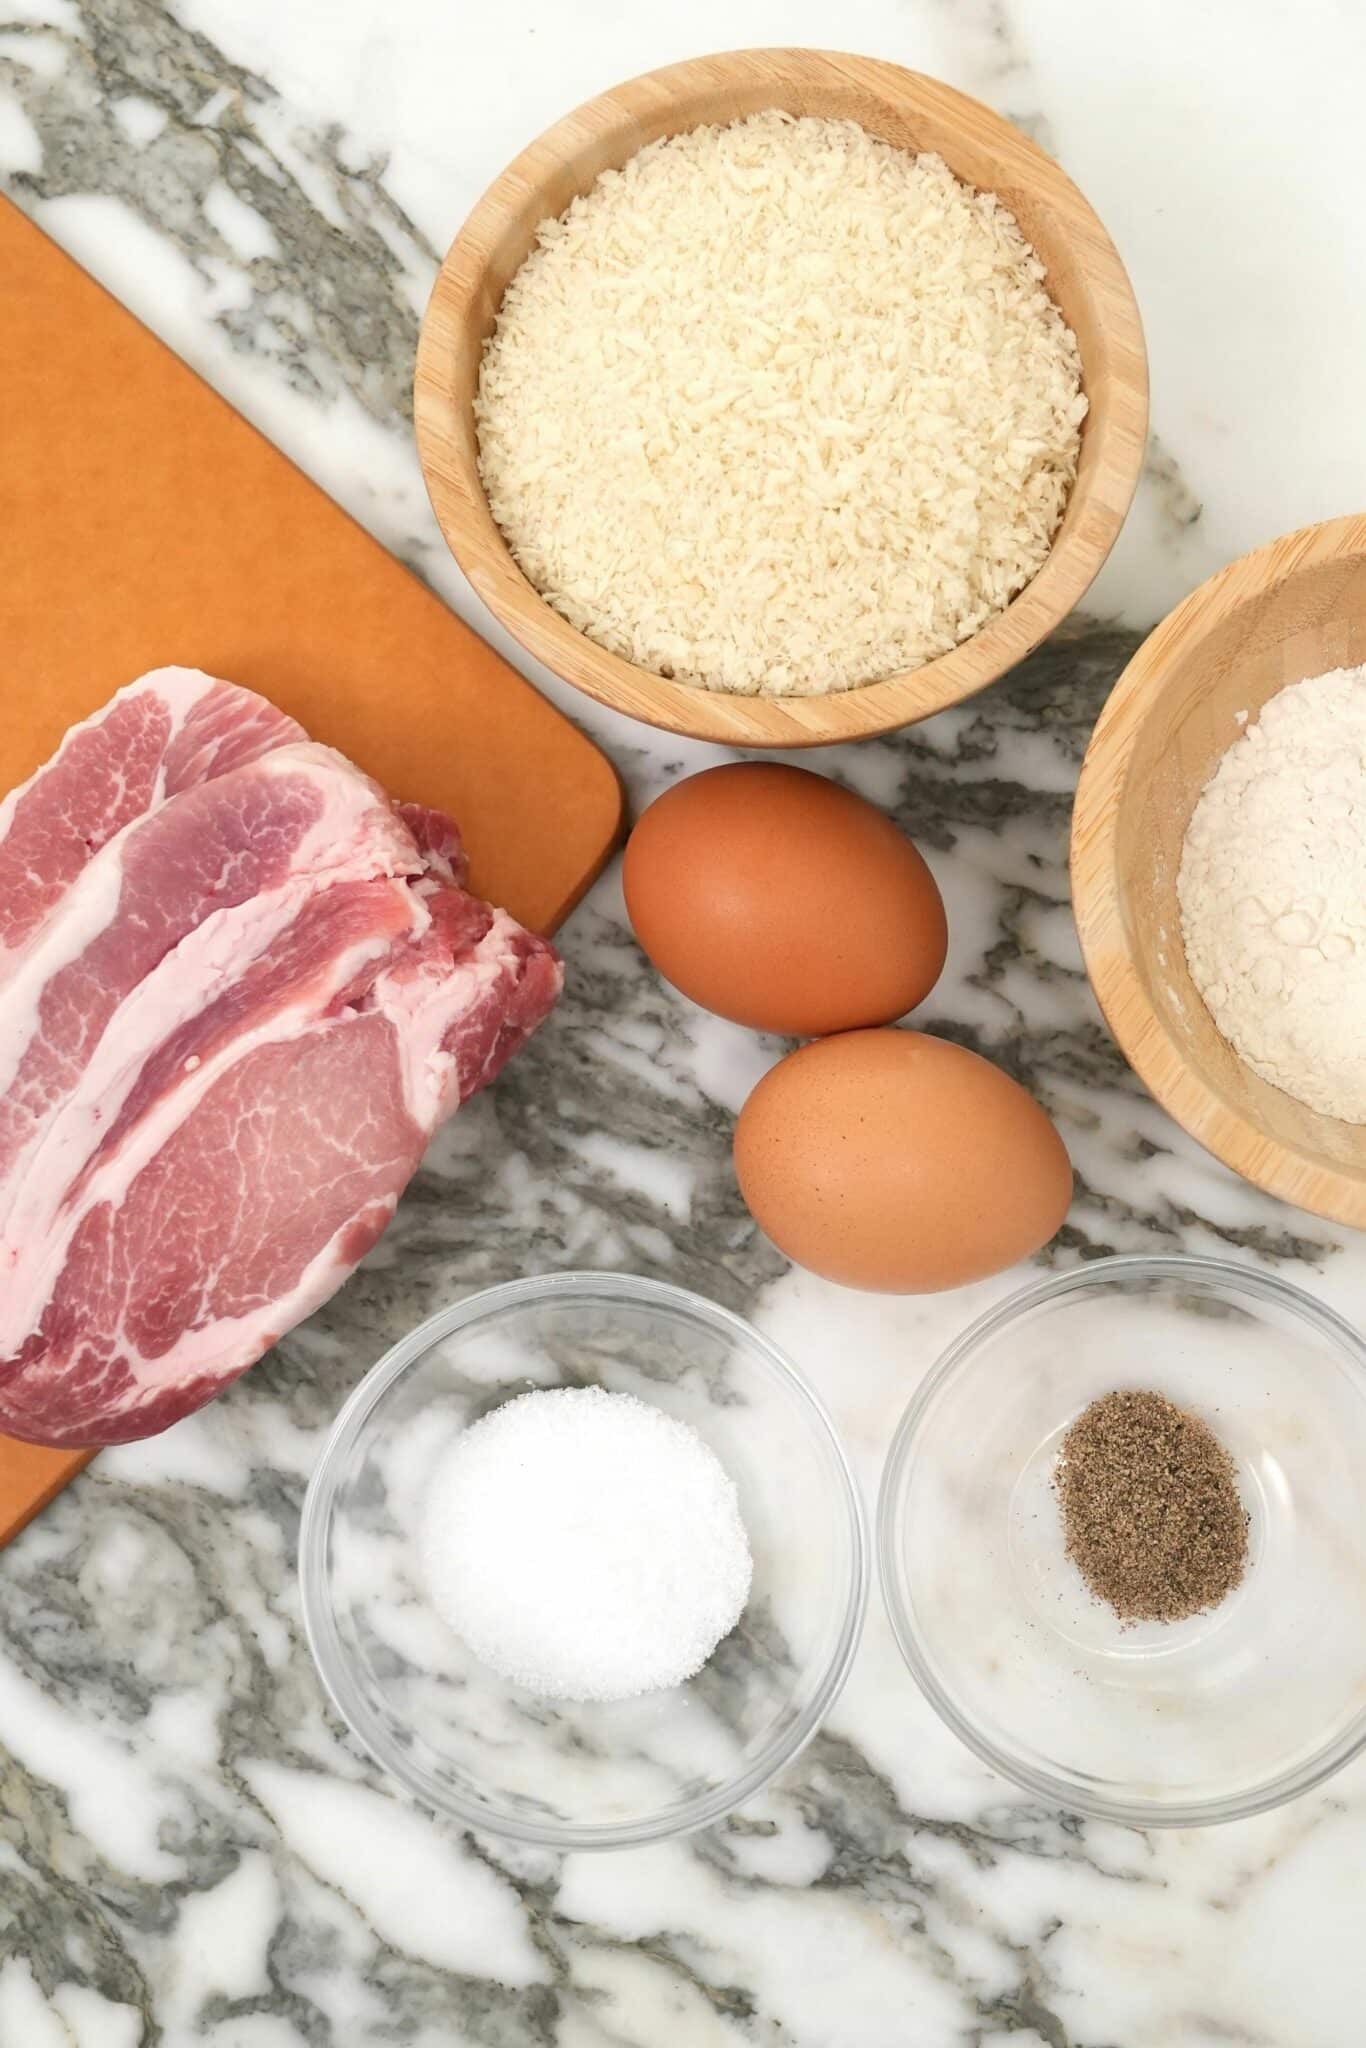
[395,801,467,884]
[0,741,417,1202]
[0,668,303,975]
[0,873,426,1289]
[0,671,562,1446]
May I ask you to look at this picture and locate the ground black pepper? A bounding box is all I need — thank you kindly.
[1054,1389,1249,1623]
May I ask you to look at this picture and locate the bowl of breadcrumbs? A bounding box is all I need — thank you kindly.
[416,48,1147,746]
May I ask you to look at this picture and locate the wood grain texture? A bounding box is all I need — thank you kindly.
[0,198,624,1543]
[0,1441,96,1549]
[1,199,624,939]
[415,47,1149,748]
[1072,513,1366,1227]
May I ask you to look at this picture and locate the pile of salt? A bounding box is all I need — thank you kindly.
[420,1385,753,1701]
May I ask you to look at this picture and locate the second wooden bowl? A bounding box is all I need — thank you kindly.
[1072,514,1366,1226]
[415,48,1148,747]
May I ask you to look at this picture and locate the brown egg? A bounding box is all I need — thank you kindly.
[734,1028,1073,1292]
[623,764,946,1035]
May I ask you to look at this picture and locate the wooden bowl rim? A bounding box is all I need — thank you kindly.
[415,46,1149,748]
[1071,511,1366,1227]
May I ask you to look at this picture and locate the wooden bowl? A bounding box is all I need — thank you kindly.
[415,48,1148,747]
[1072,514,1366,1226]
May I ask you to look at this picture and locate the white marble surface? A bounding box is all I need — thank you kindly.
[3,3,1366,2044]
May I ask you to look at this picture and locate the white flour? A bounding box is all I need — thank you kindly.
[1178,665,1366,1122]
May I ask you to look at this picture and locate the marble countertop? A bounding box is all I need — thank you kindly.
[3,3,1366,2043]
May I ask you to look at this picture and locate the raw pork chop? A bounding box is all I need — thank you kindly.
[0,667,303,977]
[0,670,562,1447]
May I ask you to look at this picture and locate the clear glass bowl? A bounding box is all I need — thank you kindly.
[301,1272,868,1848]
[878,1254,1366,1826]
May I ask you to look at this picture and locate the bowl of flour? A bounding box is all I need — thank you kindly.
[1072,511,1366,1226]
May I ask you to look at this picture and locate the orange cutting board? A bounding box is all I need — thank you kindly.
[0,197,624,1545]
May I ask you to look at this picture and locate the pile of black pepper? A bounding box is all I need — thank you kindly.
[1054,1389,1249,1623]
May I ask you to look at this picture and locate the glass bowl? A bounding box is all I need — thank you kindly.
[301,1272,868,1848]
[878,1254,1366,1826]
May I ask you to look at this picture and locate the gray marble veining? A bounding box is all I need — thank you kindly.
[4,0,433,419]
[3,3,1366,2044]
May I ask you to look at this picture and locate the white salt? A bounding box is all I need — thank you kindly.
[419,1385,753,1701]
